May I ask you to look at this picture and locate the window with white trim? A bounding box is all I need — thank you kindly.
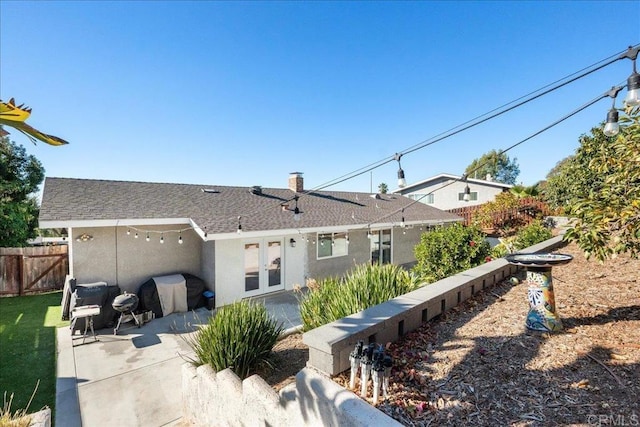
[317,232,348,259]
[408,193,434,204]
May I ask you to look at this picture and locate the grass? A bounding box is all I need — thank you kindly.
[299,263,420,331]
[0,291,67,421]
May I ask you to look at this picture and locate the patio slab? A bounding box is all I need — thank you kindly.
[56,290,302,427]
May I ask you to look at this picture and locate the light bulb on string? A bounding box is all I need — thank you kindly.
[160,233,164,244]
[146,232,150,242]
[178,231,183,245]
[625,57,640,106]
[394,153,406,188]
[603,86,622,137]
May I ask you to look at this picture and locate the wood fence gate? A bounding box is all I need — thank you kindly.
[0,245,68,296]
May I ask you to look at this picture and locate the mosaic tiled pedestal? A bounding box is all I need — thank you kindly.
[506,253,573,333]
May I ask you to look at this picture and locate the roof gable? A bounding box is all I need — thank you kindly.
[391,173,513,193]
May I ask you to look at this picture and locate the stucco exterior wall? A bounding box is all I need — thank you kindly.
[392,227,423,268]
[200,241,216,293]
[306,229,371,281]
[70,226,202,292]
[306,227,427,281]
[214,233,306,307]
[399,177,507,210]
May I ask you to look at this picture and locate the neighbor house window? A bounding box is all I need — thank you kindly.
[458,191,478,201]
[409,193,434,204]
[317,232,348,259]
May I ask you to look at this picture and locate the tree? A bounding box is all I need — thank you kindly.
[563,106,640,261]
[510,183,540,199]
[0,134,45,246]
[539,156,575,210]
[378,182,388,194]
[464,149,520,185]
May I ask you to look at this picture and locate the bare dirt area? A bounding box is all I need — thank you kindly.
[331,240,640,426]
[263,332,309,391]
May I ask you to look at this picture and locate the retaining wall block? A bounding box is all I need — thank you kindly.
[243,374,290,426]
[295,367,401,427]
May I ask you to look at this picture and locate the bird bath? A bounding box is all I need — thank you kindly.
[505,253,573,332]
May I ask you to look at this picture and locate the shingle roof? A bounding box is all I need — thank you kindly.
[40,177,461,235]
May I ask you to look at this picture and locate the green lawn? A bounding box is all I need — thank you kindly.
[0,291,67,418]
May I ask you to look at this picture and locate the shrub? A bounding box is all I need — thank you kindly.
[516,220,553,248]
[491,220,553,258]
[299,263,419,331]
[190,300,283,379]
[413,223,491,283]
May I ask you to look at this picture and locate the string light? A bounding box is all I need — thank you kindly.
[394,153,406,188]
[119,46,640,240]
[124,226,191,244]
[625,55,640,106]
[604,86,622,137]
[193,45,638,235]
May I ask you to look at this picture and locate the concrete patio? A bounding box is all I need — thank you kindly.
[55,290,302,427]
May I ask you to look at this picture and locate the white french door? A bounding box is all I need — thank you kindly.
[243,239,284,297]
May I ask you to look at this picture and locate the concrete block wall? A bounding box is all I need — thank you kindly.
[303,235,566,376]
[182,364,400,426]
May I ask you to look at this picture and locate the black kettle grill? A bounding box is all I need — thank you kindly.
[112,292,141,334]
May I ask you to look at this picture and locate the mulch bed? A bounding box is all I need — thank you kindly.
[333,241,640,426]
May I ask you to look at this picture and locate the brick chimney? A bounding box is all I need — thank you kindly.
[288,172,303,193]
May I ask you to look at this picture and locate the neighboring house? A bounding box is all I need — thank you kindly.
[391,173,513,211]
[39,173,461,307]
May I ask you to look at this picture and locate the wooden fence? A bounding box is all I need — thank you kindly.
[0,245,68,296]
[447,197,553,234]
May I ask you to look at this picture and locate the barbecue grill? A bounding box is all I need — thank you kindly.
[112,292,141,334]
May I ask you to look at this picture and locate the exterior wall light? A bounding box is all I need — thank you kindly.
[76,233,93,242]
[289,238,296,248]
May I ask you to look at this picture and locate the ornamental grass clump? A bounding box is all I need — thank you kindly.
[299,263,420,331]
[190,300,283,379]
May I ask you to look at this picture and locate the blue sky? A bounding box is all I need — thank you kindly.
[1,1,639,193]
